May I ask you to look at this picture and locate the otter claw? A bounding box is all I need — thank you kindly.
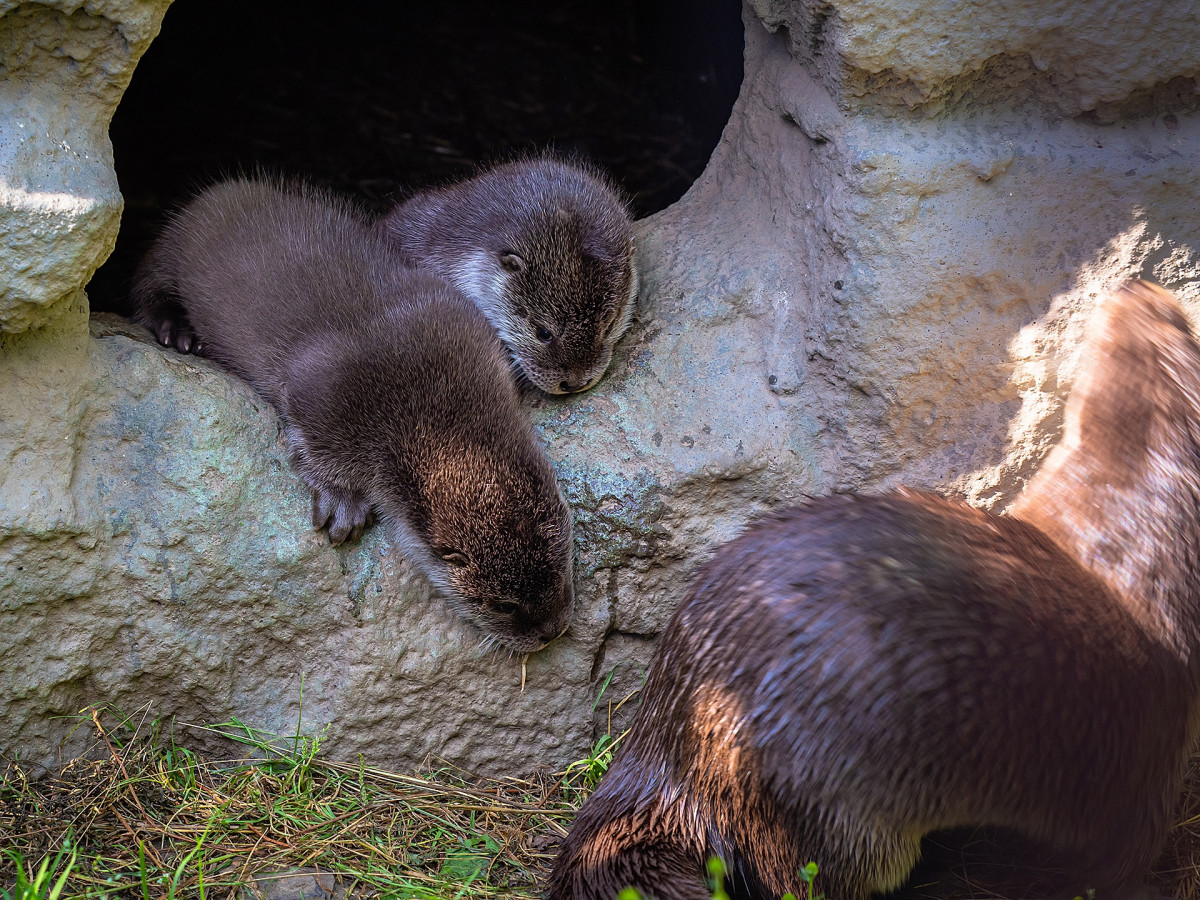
[311,487,372,545]
[153,320,174,347]
[151,317,201,355]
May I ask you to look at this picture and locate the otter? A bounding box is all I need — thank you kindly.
[379,156,637,395]
[132,177,574,653]
[548,281,1200,899]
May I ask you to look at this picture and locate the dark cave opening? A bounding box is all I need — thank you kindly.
[87,0,745,317]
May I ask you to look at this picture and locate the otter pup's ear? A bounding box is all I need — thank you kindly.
[434,547,471,568]
[499,252,526,274]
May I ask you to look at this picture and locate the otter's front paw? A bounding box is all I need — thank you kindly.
[311,486,374,545]
[146,308,203,355]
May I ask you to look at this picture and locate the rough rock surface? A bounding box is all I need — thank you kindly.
[748,0,1200,115]
[3,0,1200,775]
[2,314,607,772]
[239,868,337,900]
[0,0,169,333]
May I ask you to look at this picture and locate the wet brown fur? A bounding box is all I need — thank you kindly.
[548,281,1200,899]
[380,155,636,395]
[132,177,574,652]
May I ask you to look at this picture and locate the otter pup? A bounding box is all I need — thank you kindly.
[379,156,637,395]
[132,177,574,652]
[549,281,1200,898]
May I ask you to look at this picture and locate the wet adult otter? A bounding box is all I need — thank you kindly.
[379,156,637,395]
[549,281,1200,898]
[132,177,574,652]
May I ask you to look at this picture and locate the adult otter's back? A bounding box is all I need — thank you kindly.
[548,281,1200,899]
[132,178,575,653]
[380,156,636,395]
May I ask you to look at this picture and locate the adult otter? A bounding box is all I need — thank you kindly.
[132,177,574,653]
[379,156,637,395]
[548,281,1200,898]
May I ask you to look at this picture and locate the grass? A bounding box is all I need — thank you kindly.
[0,705,609,899]
[3,704,1200,900]
[2,836,76,900]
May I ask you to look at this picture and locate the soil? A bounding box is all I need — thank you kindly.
[87,0,746,316]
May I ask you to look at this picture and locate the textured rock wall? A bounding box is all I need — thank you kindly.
[731,0,1200,506]
[3,0,1200,774]
[0,0,167,333]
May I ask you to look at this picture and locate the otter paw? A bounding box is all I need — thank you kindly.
[311,486,373,545]
[150,316,202,355]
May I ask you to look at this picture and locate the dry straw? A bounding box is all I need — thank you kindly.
[0,705,588,899]
[2,705,1199,900]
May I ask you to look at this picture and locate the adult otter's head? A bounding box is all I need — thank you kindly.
[383,438,576,653]
[385,155,637,395]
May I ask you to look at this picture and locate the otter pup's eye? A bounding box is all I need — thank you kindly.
[491,600,520,617]
[536,326,553,343]
[499,252,525,274]
[435,548,470,568]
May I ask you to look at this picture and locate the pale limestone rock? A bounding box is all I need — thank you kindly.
[3,0,1200,775]
[0,0,169,333]
[748,0,1200,114]
[718,8,1200,507]
[1,317,607,773]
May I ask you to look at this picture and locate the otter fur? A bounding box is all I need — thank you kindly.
[132,177,574,652]
[379,156,637,395]
[548,280,1200,898]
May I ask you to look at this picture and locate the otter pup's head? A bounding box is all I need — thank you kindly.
[383,438,576,654]
[386,156,638,395]
[449,183,637,395]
